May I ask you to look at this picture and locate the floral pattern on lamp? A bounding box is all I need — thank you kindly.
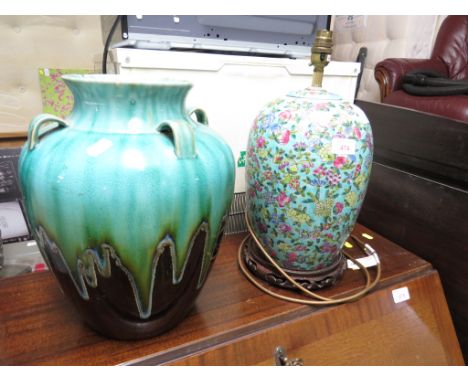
[246,87,373,272]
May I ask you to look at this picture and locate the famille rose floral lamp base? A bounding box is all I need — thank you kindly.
[242,233,347,291]
[244,86,373,290]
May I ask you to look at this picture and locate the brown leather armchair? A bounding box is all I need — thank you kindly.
[375,16,468,122]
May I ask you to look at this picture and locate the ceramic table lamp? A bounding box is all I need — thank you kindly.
[244,30,373,290]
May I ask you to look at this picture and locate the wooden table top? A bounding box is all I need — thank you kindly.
[0,223,432,365]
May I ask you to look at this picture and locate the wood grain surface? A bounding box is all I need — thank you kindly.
[171,272,461,365]
[0,224,463,365]
[0,133,27,148]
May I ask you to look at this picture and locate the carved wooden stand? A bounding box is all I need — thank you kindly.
[241,235,347,291]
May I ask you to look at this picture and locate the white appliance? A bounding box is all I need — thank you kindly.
[106,48,361,193]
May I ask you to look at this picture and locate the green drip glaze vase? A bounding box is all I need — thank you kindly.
[19,74,235,339]
[245,87,373,290]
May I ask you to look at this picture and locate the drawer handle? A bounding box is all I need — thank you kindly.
[274,346,304,366]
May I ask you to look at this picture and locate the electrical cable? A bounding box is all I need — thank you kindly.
[102,15,122,74]
[238,212,381,305]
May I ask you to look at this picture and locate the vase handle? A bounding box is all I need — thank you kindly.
[189,108,209,126]
[156,119,197,159]
[27,113,68,151]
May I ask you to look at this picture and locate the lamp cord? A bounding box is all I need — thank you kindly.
[238,213,381,305]
[102,15,122,74]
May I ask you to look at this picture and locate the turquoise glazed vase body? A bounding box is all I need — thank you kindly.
[246,87,373,281]
[19,75,235,339]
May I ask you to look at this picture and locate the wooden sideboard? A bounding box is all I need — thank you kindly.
[0,224,463,365]
[356,100,468,362]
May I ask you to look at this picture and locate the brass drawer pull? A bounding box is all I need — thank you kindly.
[274,346,304,366]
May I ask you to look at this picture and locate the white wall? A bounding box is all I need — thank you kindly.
[0,16,103,133]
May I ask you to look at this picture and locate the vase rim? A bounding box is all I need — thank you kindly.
[61,74,193,87]
[287,86,342,101]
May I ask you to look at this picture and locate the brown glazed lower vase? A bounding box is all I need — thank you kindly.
[242,235,347,291]
[41,224,225,341]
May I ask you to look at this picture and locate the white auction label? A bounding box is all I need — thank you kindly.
[392,286,411,304]
[347,256,378,270]
[331,138,356,155]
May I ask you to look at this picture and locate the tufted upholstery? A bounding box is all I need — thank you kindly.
[332,15,445,102]
[375,16,468,123]
[0,16,103,133]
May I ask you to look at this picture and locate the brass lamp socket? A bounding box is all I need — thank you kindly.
[311,30,333,87]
